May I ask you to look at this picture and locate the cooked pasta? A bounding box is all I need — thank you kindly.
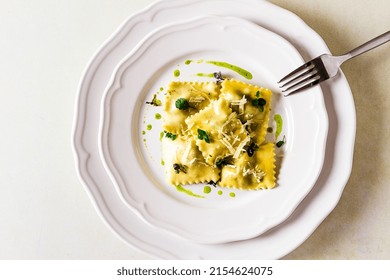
[161,79,276,190]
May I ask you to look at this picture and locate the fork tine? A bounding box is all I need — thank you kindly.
[281,70,320,92]
[278,61,313,84]
[282,75,322,96]
[279,64,318,88]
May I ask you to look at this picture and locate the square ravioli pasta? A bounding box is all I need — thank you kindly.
[220,79,272,145]
[185,97,250,166]
[162,135,220,186]
[160,78,276,190]
[219,142,276,190]
[162,81,221,134]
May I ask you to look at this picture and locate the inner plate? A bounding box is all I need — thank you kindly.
[99,16,328,244]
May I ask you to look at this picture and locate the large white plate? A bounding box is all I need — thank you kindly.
[99,15,328,244]
[72,0,355,259]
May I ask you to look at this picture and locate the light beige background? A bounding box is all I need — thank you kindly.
[0,0,389,259]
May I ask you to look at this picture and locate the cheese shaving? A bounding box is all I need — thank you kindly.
[230,95,247,114]
[233,137,250,159]
[220,137,236,155]
[243,163,266,182]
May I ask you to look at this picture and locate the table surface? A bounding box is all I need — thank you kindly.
[0,0,389,259]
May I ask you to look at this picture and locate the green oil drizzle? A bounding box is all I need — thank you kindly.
[142,130,146,135]
[146,124,152,131]
[173,69,180,77]
[161,160,165,166]
[159,131,164,141]
[155,113,162,120]
[217,190,223,195]
[206,61,253,80]
[196,73,215,78]
[184,60,192,65]
[203,186,212,194]
[176,185,205,198]
[159,87,164,91]
[274,114,283,139]
[229,192,236,198]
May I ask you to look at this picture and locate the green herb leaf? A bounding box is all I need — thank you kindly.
[173,163,187,174]
[216,157,232,168]
[208,180,218,187]
[258,98,266,106]
[276,135,286,148]
[252,96,266,112]
[197,129,210,143]
[164,131,177,141]
[175,98,189,110]
[245,142,259,157]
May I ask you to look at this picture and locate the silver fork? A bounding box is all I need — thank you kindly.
[278,30,390,96]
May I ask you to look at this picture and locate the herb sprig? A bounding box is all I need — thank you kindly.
[213,71,224,83]
[145,94,162,106]
[252,91,266,112]
[197,129,211,143]
[216,157,233,168]
[173,163,187,174]
[164,131,177,141]
[246,142,259,157]
[276,135,286,148]
[175,98,189,110]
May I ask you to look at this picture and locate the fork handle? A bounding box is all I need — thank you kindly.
[341,30,390,62]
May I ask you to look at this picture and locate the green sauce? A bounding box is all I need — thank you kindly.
[159,87,164,91]
[146,124,152,131]
[229,192,236,198]
[184,60,192,65]
[203,186,212,194]
[274,114,283,139]
[159,131,164,141]
[217,190,223,195]
[173,69,180,77]
[206,61,253,80]
[142,130,146,135]
[155,113,162,120]
[196,73,215,78]
[175,185,205,198]
[161,160,165,166]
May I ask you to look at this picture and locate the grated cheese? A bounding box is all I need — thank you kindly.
[230,95,247,114]
[243,163,266,182]
[220,137,236,155]
[233,137,250,159]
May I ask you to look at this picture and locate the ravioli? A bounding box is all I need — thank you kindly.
[185,98,250,166]
[162,135,220,186]
[160,79,276,190]
[220,79,272,145]
[219,142,276,190]
[163,81,220,134]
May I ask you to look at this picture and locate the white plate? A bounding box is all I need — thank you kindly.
[99,15,328,244]
[72,0,355,259]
